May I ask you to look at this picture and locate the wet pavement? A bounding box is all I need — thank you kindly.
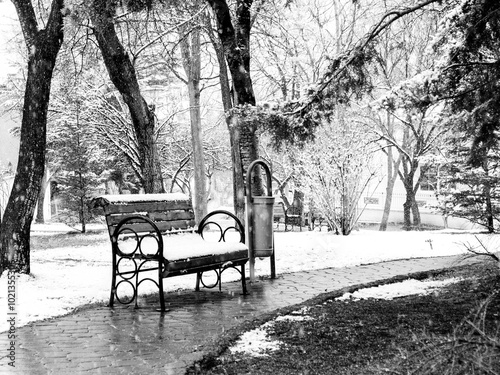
[1,254,472,374]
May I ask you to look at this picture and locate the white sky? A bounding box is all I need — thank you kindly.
[0,2,20,171]
[0,1,18,83]
[1,224,498,333]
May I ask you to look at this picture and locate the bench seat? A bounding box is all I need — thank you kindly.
[160,233,248,274]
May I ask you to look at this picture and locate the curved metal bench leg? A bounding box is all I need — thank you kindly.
[159,265,166,311]
[134,272,140,309]
[270,253,276,279]
[109,271,116,307]
[195,272,202,291]
[218,267,222,292]
[109,249,117,308]
[197,269,222,291]
[241,264,248,295]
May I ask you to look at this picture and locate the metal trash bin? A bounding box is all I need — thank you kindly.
[246,159,276,281]
[252,196,275,257]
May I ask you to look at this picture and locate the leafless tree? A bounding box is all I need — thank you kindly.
[0,0,64,275]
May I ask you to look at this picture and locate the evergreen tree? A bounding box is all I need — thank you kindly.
[49,100,106,233]
[439,116,500,232]
[433,0,500,232]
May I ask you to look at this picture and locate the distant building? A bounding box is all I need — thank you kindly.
[358,163,476,230]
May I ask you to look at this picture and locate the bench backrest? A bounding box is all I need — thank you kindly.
[94,193,196,237]
[273,201,285,220]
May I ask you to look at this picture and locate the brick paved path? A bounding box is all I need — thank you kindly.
[1,255,471,375]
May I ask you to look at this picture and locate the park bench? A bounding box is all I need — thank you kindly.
[284,205,303,231]
[308,212,326,231]
[273,201,286,229]
[94,193,248,311]
[273,201,303,231]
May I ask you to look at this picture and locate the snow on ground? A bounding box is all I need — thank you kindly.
[335,277,464,301]
[230,320,282,357]
[0,223,498,333]
[230,277,466,357]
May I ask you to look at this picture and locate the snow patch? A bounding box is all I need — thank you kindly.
[229,277,466,357]
[336,277,464,301]
[230,313,314,357]
[230,321,283,357]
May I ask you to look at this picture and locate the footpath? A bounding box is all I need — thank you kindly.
[0,254,472,375]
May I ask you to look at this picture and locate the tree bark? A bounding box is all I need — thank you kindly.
[402,170,421,230]
[179,20,207,222]
[411,179,422,229]
[402,195,412,231]
[91,0,164,194]
[0,0,64,275]
[411,199,421,229]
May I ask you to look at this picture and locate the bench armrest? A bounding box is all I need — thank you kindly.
[197,210,245,244]
[111,215,164,259]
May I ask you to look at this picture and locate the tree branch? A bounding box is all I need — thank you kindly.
[296,0,442,114]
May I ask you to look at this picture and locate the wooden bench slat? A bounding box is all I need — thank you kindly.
[148,211,194,222]
[105,211,195,226]
[163,255,248,277]
[104,201,193,214]
[107,219,197,236]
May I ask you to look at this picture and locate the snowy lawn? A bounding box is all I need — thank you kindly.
[0,223,498,333]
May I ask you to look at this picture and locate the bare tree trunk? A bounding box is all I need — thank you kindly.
[380,155,401,231]
[35,169,49,223]
[483,161,495,233]
[402,170,421,230]
[411,173,422,229]
[0,0,64,275]
[228,122,246,221]
[79,177,86,234]
[411,198,421,229]
[402,186,413,231]
[206,11,246,220]
[484,183,494,233]
[207,0,259,222]
[180,20,207,222]
[398,124,422,231]
[380,113,401,231]
[91,0,164,194]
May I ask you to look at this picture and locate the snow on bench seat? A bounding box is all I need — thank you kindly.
[162,232,248,274]
[162,232,248,261]
[99,193,188,203]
